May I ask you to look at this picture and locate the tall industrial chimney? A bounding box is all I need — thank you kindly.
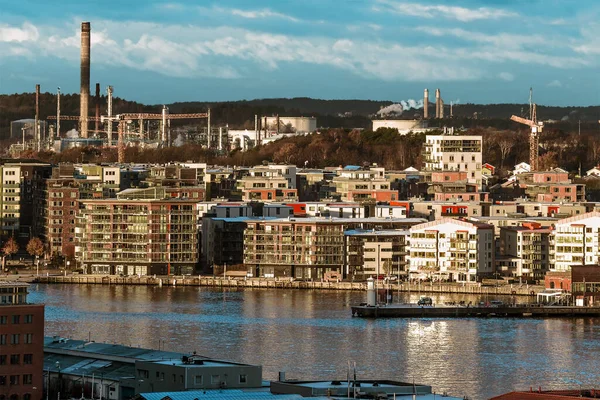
[95,83,100,134]
[80,22,91,138]
[440,99,445,119]
[435,88,440,119]
[423,89,429,119]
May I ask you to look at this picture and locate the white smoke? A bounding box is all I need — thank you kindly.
[400,99,424,110]
[173,133,185,147]
[66,129,79,138]
[377,104,404,117]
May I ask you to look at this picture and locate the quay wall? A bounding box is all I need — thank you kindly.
[31,275,541,296]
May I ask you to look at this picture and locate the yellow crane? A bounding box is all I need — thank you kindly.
[510,103,543,171]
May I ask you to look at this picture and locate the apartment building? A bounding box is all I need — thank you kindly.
[552,212,600,271]
[236,166,298,202]
[76,199,199,275]
[423,134,482,189]
[0,161,52,240]
[344,229,409,280]
[331,165,398,202]
[244,218,345,279]
[498,222,552,279]
[0,282,44,400]
[409,218,494,282]
[46,178,79,258]
[514,169,586,203]
[201,217,248,272]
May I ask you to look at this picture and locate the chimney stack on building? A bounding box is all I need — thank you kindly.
[423,89,429,119]
[440,99,444,119]
[80,22,91,138]
[435,88,441,119]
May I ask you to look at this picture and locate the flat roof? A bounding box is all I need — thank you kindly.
[245,217,426,224]
[139,390,303,400]
[345,229,409,236]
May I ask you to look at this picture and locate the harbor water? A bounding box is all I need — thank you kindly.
[31,284,600,399]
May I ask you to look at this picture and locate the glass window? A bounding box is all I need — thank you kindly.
[24,315,32,324]
[194,375,203,385]
[239,374,247,384]
[211,375,220,384]
[11,315,19,324]
[23,354,32,365]
[10,355,19,365]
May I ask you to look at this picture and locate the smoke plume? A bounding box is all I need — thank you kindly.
[66,129,79,138]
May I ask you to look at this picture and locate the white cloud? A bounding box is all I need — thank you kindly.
[0,22,39,42]
[216,7,299,22]
[498,72,514,81]
[375,0,518,22]
[547,80,562,87]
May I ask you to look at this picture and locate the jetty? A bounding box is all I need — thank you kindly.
[351,303,600,318]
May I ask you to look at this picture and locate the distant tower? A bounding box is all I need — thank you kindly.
[423,89,429,119]
[435,88,441,118]
[80,22,91,138]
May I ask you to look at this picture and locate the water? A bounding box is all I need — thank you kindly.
[30,284,600,399]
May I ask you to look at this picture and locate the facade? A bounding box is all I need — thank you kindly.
[552,212,600,272]
[0,161,52,240]
[423,134,482,189]
[244,218,345,279]
[201,217,248,271]
[76,199,199,275]
[344,229,409,280]
[236,166,298,202]
[331,166,398,203]
[409,218,494,281]
[498,223,552,280]
[0,282,44,400]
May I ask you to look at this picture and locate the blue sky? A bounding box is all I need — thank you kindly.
[1,0,599,106]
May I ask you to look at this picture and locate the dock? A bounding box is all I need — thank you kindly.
[351,304,600,318]
[27,275,542,296]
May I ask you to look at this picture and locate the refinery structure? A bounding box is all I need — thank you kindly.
[17,22,316,162]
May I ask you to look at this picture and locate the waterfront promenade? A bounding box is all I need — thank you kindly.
[25,274,542,296]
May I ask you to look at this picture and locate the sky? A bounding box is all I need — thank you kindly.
[1,0,600,106]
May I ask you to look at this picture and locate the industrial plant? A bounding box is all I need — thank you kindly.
[16,22,316,162]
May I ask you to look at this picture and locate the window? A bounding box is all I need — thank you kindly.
[22,375,32,385]
[137,370,149,379]
[0,376,5,385]
[194,375,203,385]
[239,374,247,384]
[211,375,220,384]
[11,315,19,324]
[24,315,32,324]
[24,334,32,344]
[10,355,19,365]
[23,354,32,365]
[172,374,176,383]
[9,375,18,386]
[10,335,18,345]
[0,355,5,365]
[0,335,5,345]
[24,394,31,400]
[0,316,6,324]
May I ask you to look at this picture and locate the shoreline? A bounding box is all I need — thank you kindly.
[21,274,543,296]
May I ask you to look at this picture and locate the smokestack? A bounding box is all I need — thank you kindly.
[423,89,429,119]
[80,22,91,138]
[440,99,444,119]
[95,83,100,134]
[35,84,40,150]
[435,88,440,118]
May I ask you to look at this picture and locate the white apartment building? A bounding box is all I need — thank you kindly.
[409,218,494,282]
[552,212,600,271]
[423,134,482,189]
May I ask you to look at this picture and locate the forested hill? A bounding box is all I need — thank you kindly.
[2,92,600,138]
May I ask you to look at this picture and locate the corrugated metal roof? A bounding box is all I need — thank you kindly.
[139,390,304,400]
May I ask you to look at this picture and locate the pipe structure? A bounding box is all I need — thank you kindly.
[161,105,168,144]
[35,84,40,150]
[107,86,113,144]
[56,87,61,139]
[207,108,211,149]
[440,99,444,119]
[95,83,100,134]
[435,88,440,119]
[423,88,429,119]
[80,22,91,138]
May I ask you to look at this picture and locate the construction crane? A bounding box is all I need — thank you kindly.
[510,103,543,171]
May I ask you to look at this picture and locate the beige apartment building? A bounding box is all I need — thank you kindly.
[75,199,199,275]
[243,218,345,279]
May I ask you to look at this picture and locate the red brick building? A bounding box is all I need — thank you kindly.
[0,282,44,400]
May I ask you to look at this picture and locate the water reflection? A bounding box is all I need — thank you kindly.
[29,285,600,399]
